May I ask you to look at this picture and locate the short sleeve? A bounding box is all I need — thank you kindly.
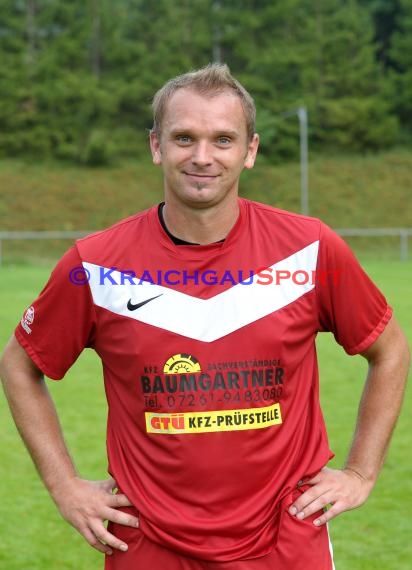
[316,223,392,355]
[15,246,97,379]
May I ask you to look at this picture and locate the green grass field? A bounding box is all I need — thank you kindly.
[0,261,411,570]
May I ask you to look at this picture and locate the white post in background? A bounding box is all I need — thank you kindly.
[279,107,309,216]
[298,107,309,216]
[212,0,222,63]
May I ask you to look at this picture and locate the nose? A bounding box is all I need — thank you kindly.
[191,141,213,167]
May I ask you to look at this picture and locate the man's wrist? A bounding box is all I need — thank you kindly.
[47,470,79,502]
[343,465,377,486]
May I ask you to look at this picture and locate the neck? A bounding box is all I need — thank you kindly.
[162,199,240,245]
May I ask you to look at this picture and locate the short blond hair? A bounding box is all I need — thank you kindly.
[151,63,256,140]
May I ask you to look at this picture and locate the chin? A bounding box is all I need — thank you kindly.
[182,188,219,204]
[184,197,218,209]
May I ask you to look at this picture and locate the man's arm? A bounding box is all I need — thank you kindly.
[0,335,139,555]
[289,315,410,525]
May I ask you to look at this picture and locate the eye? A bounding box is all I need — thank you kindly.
[216,136,231,146]
[176,135,192,145]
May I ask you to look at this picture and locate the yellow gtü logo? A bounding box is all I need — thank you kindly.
[146,403,282,435]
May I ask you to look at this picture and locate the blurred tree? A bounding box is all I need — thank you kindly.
[359,0,402,67]
[213,0,398,157]
[90,0,102,78]
[0,0,43,156]
[26,0,36,70]
[0,0,407,161]
[390,0,412,133]
[309,0,399,151]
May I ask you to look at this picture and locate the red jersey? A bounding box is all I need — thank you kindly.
[16,199,391,562]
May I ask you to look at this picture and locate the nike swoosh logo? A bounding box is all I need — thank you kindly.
[127,294,163,311]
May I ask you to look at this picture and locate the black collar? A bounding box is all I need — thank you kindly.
[158,203,200,245]
[158,203,225,246]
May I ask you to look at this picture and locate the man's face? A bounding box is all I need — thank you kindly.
[150,88,259,209]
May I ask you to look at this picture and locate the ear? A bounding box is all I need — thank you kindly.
[244,133,259,170]
[149,130,162,165]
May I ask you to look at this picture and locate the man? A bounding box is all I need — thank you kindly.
[0,64,409,570]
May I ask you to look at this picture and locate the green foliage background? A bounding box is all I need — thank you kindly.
[1,0,412,164]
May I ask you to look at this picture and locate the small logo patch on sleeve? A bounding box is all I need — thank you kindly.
[21,306,35,334]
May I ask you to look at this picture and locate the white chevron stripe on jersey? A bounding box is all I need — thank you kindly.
[83,240,319,342]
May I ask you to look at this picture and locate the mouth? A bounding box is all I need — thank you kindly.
[184,172,218,183]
